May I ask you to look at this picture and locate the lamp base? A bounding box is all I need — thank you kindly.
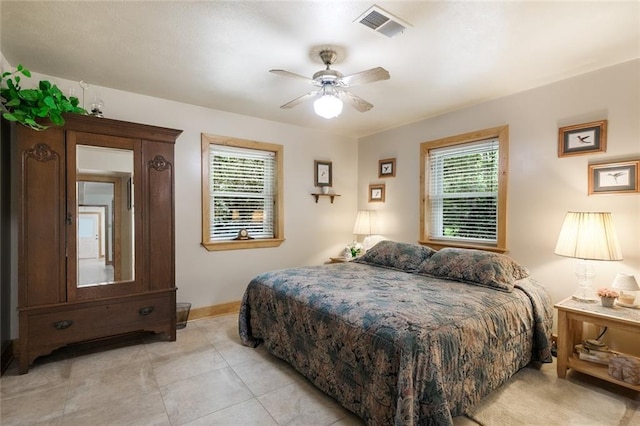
[572,260,597,303]
[572,281,598,303]
[362,235,385,251]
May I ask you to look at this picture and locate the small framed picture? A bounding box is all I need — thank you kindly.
[588,160,639,195]
[314,160,332,187]
[379,158,396,178]
[369,184,385,202]
[558,120,607,157]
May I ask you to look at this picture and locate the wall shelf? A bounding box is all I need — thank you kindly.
[311,193,341,204]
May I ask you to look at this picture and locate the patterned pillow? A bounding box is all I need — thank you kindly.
[416,248,529,292]
[354,240,436,272]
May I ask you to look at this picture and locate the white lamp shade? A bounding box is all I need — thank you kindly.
[314,94,343,119]
[554,212,623,261]
[611,273,639,291]
[353,210,377,235]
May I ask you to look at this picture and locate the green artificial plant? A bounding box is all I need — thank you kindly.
[1,64,86,130]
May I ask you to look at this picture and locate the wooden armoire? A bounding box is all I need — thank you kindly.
[5,114,182,374]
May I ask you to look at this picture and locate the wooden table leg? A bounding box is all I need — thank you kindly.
[556,309,570,378]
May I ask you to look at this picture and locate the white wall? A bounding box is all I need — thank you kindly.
[5,65,359,338]
[358,60,640,340]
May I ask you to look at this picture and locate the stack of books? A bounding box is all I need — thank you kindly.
[575,339,618,365]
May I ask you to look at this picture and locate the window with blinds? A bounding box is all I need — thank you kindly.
[209,145,275,240]
[420,126,508,251]
[201,133,284,251]
[428,139,499,244]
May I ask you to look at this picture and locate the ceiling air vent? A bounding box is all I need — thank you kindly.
[355,5,411,38]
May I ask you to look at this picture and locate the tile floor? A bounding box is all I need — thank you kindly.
[0,313,625,426]
[1,314,368,426]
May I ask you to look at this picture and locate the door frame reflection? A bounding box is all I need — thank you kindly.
[77,174,124,283]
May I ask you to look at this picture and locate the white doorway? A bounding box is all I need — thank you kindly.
[77,206,114,287]
[78,212,100,259]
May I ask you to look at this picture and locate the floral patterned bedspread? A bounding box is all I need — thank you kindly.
[239,262,553,425]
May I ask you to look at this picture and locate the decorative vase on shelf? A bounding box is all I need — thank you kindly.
[600,297,616,308]
[321,186,329,194]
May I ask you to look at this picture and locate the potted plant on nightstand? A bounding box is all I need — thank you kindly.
[597,288,619,308]
[1,64,85,130]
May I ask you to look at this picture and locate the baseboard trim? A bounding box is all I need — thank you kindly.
[189,301,240,321]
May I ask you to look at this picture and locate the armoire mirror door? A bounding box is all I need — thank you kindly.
[66,131,142,301]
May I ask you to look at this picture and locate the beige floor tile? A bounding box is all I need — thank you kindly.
[60,390,170,426]
[194,314,239,345]
[183,398,278,426]
[467,364,628,425]
[160,366,253,425]
[258,380,353,426]
[213,336,274,367]
[151,345,229,387]
[231,354,302,396]
[0,359,72,399]
[145,326,210,359]
[69,342,150,379]
[64,358,157,414]
[0,384,68,426]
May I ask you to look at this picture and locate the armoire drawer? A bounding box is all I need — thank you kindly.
[27,295,172,347]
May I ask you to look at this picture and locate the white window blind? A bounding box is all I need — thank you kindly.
[428,138,499,244]
[209,145,275,240]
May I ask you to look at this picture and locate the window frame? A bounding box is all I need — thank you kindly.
[419,125,509,253]
[201,133,284,251]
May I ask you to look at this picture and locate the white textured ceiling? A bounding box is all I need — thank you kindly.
[1,1,639,138]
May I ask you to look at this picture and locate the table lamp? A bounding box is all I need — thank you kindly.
[353,210,382,250]
[611,273,639,306]
[554,211,623,302]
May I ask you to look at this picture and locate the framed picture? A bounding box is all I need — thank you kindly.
[558,120,607,157]
[314,160,332,187]
[379,158,396,178]
[588,160,639,195]
[369,184,385,202]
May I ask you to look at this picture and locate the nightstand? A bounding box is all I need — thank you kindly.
[327,257,352,264]
[555,297,640,391]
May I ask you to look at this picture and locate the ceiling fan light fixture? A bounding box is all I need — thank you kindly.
[314,94,343,119]
[272,48,389,115]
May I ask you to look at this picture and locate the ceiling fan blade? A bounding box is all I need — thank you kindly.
[280,91,320,109]
[270,69,315,84]
[339,67,390,87]
[338,91,374,112]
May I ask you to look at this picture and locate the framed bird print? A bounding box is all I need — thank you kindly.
[379,158,396,178]
[369,184,385,202]
[314,160,332,187]
[588,160,639,195]
[558,120,607,157]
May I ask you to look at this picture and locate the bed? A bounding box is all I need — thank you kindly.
[239,241,553,425]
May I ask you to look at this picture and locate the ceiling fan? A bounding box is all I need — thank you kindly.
[270,49,390,118]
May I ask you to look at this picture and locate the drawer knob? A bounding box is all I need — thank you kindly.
[53,320,73,330]
[138,306,155,316]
